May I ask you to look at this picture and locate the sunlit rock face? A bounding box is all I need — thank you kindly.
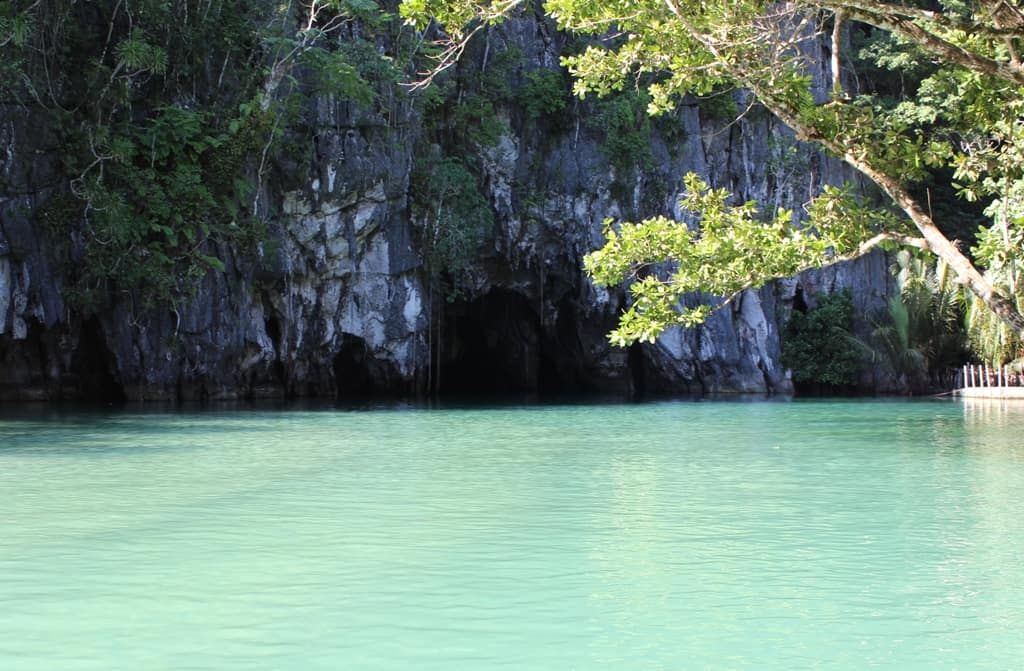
[0,15,892,401]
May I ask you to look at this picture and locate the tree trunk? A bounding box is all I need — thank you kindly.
[848,158,1024,337]
[761,95,1024,339]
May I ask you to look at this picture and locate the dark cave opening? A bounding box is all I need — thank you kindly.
[263,313,285,386]
[792,285,808,313]
[628,343,647,396]
[439,289,586,395]
[536,295,590,394]
[333,333,371,397]
[73,317,125,402]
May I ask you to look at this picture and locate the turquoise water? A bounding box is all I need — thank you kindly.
[2,398,1023,670]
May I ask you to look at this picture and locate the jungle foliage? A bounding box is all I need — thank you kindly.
[410,155,493,296]
[781,290,861,390]
[865,251,967,391]
[0,0,399,310]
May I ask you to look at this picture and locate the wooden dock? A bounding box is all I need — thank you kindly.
[955,387,1024,399]
[954,363,1024,399]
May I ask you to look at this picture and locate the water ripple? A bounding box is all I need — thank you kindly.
[2,400,1024,669]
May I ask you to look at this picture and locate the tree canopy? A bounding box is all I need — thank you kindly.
[401,0,1024,344]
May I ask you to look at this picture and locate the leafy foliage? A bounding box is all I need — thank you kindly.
[585,91,653,173]
[864,251,966,391]
[518,69,569,120]
[413,39,522,154]
[3,0,399,311]
[781,290,861,388]
[455,94,508,147]
[964,220,1024,365]
[410,156,494,296]
[695,87,740,122]
[0,3,33,48]
[114,29,169,74]
[585,173,905,345]
[58,106,268,309]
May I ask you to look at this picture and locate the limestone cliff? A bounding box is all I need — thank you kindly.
[0,13,892,401]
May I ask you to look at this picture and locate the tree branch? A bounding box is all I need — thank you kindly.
[831,8,845,98]
[813,0,1024,38]
[403,0,527,90]
[829,4,1024,86]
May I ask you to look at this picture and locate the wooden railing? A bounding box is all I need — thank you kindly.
[960,363,1023,389]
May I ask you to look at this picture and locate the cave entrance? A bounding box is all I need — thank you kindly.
[333,334,374,397]
[73,317,125,402]
[333,333,411,398]
[436,286,598,393]
[439,288,571,394]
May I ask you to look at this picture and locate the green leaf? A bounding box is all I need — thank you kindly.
[200,254,226,273]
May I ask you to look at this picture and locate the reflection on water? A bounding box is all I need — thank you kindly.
[1,398,1023,670]
[962,396,1024,431]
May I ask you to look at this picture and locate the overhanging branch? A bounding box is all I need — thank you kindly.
[813,0,1024,38]
[820,3,1024,86]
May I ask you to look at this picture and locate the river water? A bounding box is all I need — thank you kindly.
[1,398,1022,669]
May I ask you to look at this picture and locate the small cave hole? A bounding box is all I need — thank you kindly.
[73,317,125,402]
[792,285,808,314]
[333,334,373,397]
[628,343,647,396]
[263,313,285,385]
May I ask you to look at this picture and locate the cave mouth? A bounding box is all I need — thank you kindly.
[628,343,647,396]
[333,333,375,398]
[73,317,125,402]
[439,288,591,395]
[440,289,544,394]
[263,313,285,388]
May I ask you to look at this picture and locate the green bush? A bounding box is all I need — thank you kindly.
[586,91,653,172]
[518,69,568,120]
[781,290,862,388]
[867,252,966,390]
[453,94,508,147]
[410,156,493,297]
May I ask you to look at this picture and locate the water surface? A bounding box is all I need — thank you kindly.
[2,398,1023,669]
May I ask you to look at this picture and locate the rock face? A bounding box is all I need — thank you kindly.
[0,14,893,401]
